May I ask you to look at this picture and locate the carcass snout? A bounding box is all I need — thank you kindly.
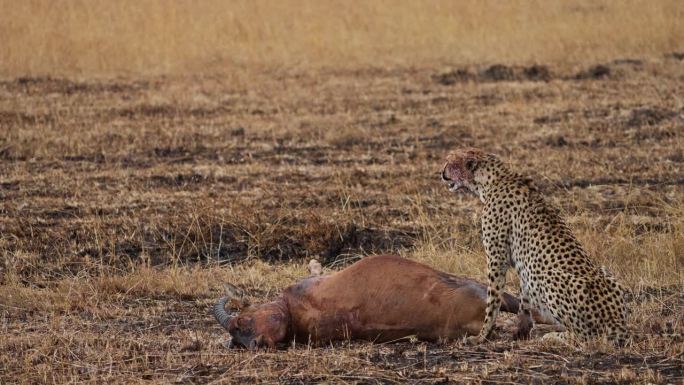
[229,326,261,350]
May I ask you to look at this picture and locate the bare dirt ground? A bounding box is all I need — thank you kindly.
[1,58,683,384]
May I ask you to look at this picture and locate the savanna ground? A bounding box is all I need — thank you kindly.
[1,2,684,384]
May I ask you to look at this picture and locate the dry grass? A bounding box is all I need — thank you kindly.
[1,58,683,383]
[1,3,684,382]
[1,0,684,76]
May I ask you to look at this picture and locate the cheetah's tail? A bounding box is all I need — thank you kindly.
[607,329,629,346]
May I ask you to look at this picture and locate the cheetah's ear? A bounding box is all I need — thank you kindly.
[465,159,478,172]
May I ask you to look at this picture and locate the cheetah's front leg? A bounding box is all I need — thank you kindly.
[466,257,508,344]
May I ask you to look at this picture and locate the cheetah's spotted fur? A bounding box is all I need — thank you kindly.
[442,148,628,345]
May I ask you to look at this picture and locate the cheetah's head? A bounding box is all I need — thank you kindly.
[442,148,502,200]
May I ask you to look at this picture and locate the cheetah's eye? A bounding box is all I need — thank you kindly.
[465,159,478,172]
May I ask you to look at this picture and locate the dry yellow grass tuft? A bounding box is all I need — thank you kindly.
[1,0,684,76]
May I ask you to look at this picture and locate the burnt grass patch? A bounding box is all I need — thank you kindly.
[114,104,233,120]
[2,62,684,384]
[0,110,57,127]
[0,76,142,95]
[625,107,680,127]
[665,52,684,60]
[574,64,612,80]
[434,64,552,84]
[3,208,418,277]
[144,173,209,188]
[321,224,415,265]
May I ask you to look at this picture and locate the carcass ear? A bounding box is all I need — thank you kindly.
[229,298,249,310]
[223,283,250,309]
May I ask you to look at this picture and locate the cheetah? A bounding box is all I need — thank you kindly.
[441,148,628,345]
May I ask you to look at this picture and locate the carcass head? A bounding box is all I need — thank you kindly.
[213,284,289,350]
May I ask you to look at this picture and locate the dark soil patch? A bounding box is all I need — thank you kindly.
[42,205,83,220]
[0,110,56,127]
[632,285,684,303]
[549,177,684,189]
[75,219,417,267]
[149,145,221,163]
[0,181,20,191]
[481,64,517,81]
[630,127,677,142]
[321,224,415,265]
[1,77,138,95]
[612,58,643,66]
[523,64,552,81]
[144,173,208,188]
[116,104,178,118]
[534,114,564,125]
[534,107,615,126]
[626,107,679,127]
[113,104,233,120]
[667,150,684,163]
[432,69,475,85]
[434,64,552,84]
[544,135,569,147]
[63,153,106,163]
[665,52,684,60]
[575,64,612,80]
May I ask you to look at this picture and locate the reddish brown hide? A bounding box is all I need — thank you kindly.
[214,255,532,349]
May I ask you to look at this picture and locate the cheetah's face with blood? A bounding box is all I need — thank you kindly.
[441,148,486,194]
